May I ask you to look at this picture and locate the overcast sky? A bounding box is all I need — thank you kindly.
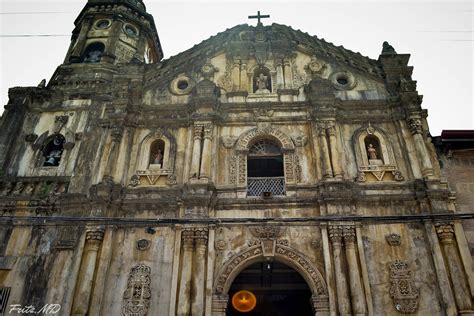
[1,0,472,135]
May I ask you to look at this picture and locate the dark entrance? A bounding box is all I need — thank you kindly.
[227,261,313,316]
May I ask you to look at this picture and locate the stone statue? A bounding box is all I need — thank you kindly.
[255,73,270,94]
[152,149,163,166]
[367,144,378,160]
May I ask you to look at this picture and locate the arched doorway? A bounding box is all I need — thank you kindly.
[227,261,313,316]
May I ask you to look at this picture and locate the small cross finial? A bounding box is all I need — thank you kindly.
[248,10,270,26]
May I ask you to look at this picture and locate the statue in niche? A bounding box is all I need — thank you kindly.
[367,143,378,160]
[152,149,163,166]
[255,73,270,94]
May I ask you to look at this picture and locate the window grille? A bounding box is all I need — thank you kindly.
[247,177,285,197]
[0,287,11,315]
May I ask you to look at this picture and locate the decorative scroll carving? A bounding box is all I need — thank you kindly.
[215,240,227,251]
[386,233,401,246]
[275,245,327,295]
[305,56,326,76]
[200,59,218,79]
[129,175,141,187]
[218,59,233,92]
[229,155,237,185]
[238,155,246,184]
[249,226,285,240]
[389,260,419,314]
[122,264,151,316]
[214,246,263,294]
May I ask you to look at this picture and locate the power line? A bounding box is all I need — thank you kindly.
[0,35,70,38]
[0,12,73,15]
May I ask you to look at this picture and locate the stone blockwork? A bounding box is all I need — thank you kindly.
[0,2,472,315]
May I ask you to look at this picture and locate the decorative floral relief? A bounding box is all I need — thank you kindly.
[389,260,419,314]
[122,264,151,316]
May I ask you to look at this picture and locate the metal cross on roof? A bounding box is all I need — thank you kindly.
[248,11,270,26]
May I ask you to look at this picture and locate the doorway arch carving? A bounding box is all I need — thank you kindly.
[212,243,329,315]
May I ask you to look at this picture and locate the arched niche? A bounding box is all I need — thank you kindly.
[353,125,394,167]
[352,125,404,182]
[212,244,329,315]
[252,66,272,94]
[82,42,105,63]
[41,134,66,167]
[137,129,176,172]
[231,126,301,192]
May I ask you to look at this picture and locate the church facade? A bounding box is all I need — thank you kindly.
[0,0,473,315]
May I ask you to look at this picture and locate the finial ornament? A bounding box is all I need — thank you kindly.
[382,41,397,55]
[248,11,270,26]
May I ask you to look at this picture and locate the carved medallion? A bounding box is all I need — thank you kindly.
[136,239,151,251]
[385,233,401,246]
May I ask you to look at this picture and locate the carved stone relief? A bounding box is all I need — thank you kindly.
[389,260,419,314]
[136,239,151,251]
[122,264,151,316]
[386,233,401,246]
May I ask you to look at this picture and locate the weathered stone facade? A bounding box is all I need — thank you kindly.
[0,1,472,315]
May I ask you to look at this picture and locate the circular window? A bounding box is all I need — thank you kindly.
[170,76,194,95]
[336,76,348,86]
[330,71,356,90]
[177,80,189,90]
[124,24,138,37]
[95,19,111,29]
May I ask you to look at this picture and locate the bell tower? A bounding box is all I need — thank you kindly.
[65,0,163,64]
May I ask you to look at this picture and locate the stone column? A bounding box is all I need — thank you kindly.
[283,58,293,89]
[190,124,203,179]
[240,62,248,91]
[212,294,229,316]
[435,222,473,313]
[199,123,213,180]
[328,225,351,315]
[191,228,209,316]
[177,229,195,316]
[103,125,123,182]
[408,118,434,178]
[327,124,343,179]
[231,59,241,91]
[311,295,330,316]
[103,19,122,62]
[343,226,367,315]
[72,227,104,316]
[70,17,93,61]
[318,126,333,179]
[275,59,285,89]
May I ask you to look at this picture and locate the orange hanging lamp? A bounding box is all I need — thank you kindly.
[231,290,257,313]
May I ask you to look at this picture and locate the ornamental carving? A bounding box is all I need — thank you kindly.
[293,134,308,147]
[215,240,227,251]
[213,244,328,297]
[217,59,233,92]
[234,126,295,152]
[200,59,218,78]
[122,264,151,316]
[435,222,455,243]
[408,118,422,135]
[228,155,237,185]
[221,136,238,149]
[386,233,401,246]
[249,226,285,240]
[136,239,151,251]
[54,115,69,133]
[284,153,302,183]
[389,260,419,314]
[305,56,326,76]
